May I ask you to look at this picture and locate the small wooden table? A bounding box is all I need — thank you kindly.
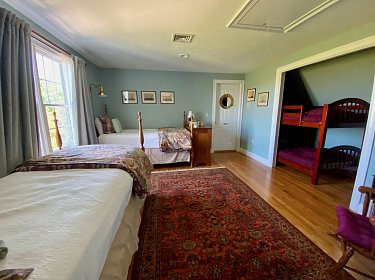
[191,127,212,167]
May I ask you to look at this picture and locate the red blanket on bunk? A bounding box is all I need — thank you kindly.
[278,147,315,170]
[282,107,323,123]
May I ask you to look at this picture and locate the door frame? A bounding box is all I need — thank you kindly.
[268,35,375,212]
[212,79,244,152]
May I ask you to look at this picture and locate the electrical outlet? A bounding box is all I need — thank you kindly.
[205,112,208,119]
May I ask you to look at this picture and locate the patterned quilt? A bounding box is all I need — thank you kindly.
[158,128,192,152]
[14,144,153,198]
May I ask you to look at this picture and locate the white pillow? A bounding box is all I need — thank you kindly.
[112,118,123,133]
[95,117,104,135]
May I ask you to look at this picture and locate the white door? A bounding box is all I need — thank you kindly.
[214,82,241,151]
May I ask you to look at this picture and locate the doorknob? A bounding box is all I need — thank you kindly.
[223,123,229,125]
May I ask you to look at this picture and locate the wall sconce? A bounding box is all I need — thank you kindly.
[90,84,107,97]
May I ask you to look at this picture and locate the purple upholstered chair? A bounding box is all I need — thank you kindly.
[329,186,375,278]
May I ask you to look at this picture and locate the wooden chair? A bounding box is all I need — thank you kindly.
[329,186,375,279]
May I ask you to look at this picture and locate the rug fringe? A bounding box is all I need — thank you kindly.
[151,166,226,174]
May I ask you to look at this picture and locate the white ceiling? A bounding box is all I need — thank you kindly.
[4,0,375,73]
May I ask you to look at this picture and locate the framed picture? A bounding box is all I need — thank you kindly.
[257,92,269,107]
[141,91,156,104]
[121,90,137,104]
[246,88,256,102]
[160,91,175,104]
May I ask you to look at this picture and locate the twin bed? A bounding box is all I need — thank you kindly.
[1,111,194,279]
[0,145,152,279]
[278,98,369,184]
[99,112,193,166]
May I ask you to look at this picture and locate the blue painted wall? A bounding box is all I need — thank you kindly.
[241,21,375,163]
[0,0,100,90]
[93,68,243,129]
[299,47,375,148]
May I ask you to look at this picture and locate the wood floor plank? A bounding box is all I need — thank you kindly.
[154,152,374,279]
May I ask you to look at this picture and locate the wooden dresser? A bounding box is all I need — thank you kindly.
[191,127,212,167]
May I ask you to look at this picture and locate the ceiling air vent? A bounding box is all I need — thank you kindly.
[172,33,194,43]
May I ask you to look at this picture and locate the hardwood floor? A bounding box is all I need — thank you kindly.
[154,152,374,279]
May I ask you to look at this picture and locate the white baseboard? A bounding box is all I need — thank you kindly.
[238,148,272,167]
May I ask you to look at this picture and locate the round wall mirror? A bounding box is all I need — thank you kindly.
[219,94,234,109]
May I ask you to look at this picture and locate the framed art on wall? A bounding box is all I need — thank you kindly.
[121,90,137,104]
[160,91,175,104]
[257,92,269,107]
[246,88,256,102]
[141,91,157,104]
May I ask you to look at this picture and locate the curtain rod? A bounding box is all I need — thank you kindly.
[31,31,71,57]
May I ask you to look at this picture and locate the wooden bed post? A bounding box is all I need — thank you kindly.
[138,112,145,152]
[183,111,187,128]
[311,104,329,184]
[53,111,62,150]
[189,114,194,167]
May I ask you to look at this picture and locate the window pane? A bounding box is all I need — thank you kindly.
[44,57,55,82]
[39,80,49,104]
[36,53,45,79]
[34,44,75,151]
[45,106,56,130]
[56,84,64,104]
[53,62,62,83]
[46,81,58,104]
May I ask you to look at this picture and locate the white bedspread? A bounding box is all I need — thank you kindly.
[0,169,133,280]
[99,129,159,148]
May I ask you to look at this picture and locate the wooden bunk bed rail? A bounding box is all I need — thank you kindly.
[327,98,370,128]
[320,145,361,170]
[282,105,305,124]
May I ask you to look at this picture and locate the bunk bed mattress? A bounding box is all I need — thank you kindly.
[278,147,315,169]
[283,107,323,123]
[0,168,138,280]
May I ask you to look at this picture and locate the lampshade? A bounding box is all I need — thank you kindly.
[187,111,194,118]
[98,86,107,97]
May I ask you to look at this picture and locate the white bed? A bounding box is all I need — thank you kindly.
[99,129,190,164]
[0,168,144,280]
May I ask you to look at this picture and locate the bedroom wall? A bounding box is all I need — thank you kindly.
[242,21,375,162]
[299,47,375,148]
[0,0,101,92]
[94,68,244,129]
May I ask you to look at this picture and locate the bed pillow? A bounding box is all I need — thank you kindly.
[112,118,123,133]
[94,117,104,135]
[99,115,115,134]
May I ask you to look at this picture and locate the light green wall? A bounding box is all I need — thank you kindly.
[298,47,375,148]
[0,0,100,89]
[93,69,244,129]
[242,22,375,161]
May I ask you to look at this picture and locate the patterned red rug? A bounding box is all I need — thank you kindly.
[131,168,353,279]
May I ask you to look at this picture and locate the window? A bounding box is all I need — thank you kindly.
[32,41,76,153]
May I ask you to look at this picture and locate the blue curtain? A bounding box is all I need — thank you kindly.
[0,8,39,177]
[73,55,98,145]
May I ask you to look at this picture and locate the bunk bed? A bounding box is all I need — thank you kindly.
[277,98,369,184]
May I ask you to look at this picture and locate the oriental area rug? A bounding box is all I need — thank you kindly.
[131,167,353,280]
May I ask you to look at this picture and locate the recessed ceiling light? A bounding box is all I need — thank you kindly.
[179,54,189,58]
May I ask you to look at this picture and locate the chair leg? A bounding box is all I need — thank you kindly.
[328,246,354,275]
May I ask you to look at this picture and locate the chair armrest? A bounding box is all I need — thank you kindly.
[358,186,375,195]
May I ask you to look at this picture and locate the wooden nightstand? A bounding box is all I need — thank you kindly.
[191,127,212,167]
